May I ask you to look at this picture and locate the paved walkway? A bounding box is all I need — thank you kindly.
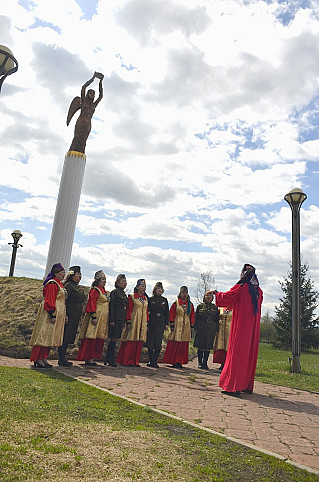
[1,356,318,474]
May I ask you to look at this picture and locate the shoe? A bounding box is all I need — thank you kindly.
[200,365,209,370]
[66,360,73,366]
[58,360,71,367]
[242,389,253,394]
[153,363,159,368]
[108,361,117,367]
[42,360,53,368]
[198,364,202,369]
[221,391,240,397]
[146,363,153,367]
[33,361,46,368]
[84,361,97,366]
[173,363,182,368]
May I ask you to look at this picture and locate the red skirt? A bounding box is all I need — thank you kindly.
[162,341,189,365]
[30,346,51,361]
[77,338,104,361]
[213,349,227,364]
[116,341,143,366]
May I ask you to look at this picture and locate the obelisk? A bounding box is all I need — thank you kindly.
[45,72,104,275]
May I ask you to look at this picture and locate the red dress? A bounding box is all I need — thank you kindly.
[30,279,64,361]
[77,287,106,361]
[162,299,195,365]
[215,283,263,392]
[116,293,148,366]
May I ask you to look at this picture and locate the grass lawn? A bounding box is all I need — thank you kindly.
[256,343,319,393]
[1,367,318,481]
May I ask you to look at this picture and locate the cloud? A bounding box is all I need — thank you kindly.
[115,0,211,44]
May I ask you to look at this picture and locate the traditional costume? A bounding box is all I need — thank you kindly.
[194,294,219,369]
[58,266,86,366]
[104,274,129,367]
[77,270,110,366]
[146,282,169,367]
[117,279,148,366]
[214,264,263,396]
[213,308,232,369]
[30,263,66,367]
[162,286,195,368]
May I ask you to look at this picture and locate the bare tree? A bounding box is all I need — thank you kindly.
[193,271,217,305]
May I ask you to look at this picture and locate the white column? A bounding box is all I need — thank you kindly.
[45,151,86,275]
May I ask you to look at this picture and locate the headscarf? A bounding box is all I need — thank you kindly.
[115,274,126,288]
[178,286,191,315]
[65,265,81,283]
[43,263,64,286]
[134,278,146,293]
[152,281,164,296]
[240,264,260,314]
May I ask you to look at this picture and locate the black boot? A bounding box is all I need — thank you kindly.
[202,351,209,369]
[104,341,111,365]
[109,341,117,367]
[58,345,71,367]
[147,348,154,367]
[153,349,160,368]
[197,349,203,368]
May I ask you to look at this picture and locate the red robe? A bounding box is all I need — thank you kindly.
[215,283,263,392]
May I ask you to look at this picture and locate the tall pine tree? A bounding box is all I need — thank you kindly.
[273,261,319,350]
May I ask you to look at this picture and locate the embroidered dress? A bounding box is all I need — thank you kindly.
[77,286,110,361]
[162,299,195,365]
[30,278,66,361]
[117,293,148,366]
[213,308,232,364]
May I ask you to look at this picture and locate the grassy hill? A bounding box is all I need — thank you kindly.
[0,276,174,361]
[0,277,90,359]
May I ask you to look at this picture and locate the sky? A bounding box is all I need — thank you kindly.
[1,0,319,314]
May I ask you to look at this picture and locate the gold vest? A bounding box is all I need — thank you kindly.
[121,294,148,342]
[168,300,191,342]
[79,287,110,340]
[213,309,232,351]
[30,280,66,347]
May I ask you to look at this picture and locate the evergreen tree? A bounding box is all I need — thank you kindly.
[273,261,319,350]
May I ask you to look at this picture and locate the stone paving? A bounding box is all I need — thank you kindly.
[1,355,319,473]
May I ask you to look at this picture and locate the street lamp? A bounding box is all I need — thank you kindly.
[8,230,23,277]
[284,187,307,374]
[0,45,18,93]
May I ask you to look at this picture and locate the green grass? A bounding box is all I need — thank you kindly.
[256,343,319,392]
[0,367,317,481]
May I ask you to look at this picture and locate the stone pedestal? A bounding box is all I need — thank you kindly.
[45,151,86,275]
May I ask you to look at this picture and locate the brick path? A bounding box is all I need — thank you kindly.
[1,355,318,473]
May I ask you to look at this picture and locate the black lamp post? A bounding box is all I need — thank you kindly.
[284,187,307,374]
[8,230,23,277]
[0,45,18,93]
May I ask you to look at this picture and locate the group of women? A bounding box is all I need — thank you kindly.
[30,263,230,370]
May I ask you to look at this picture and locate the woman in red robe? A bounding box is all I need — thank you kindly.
[162,286,195,368]
[213,264,263,397]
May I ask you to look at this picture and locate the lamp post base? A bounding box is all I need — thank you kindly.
[291,355,301,374]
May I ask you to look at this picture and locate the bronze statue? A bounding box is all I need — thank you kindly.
[67,72,104,154]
